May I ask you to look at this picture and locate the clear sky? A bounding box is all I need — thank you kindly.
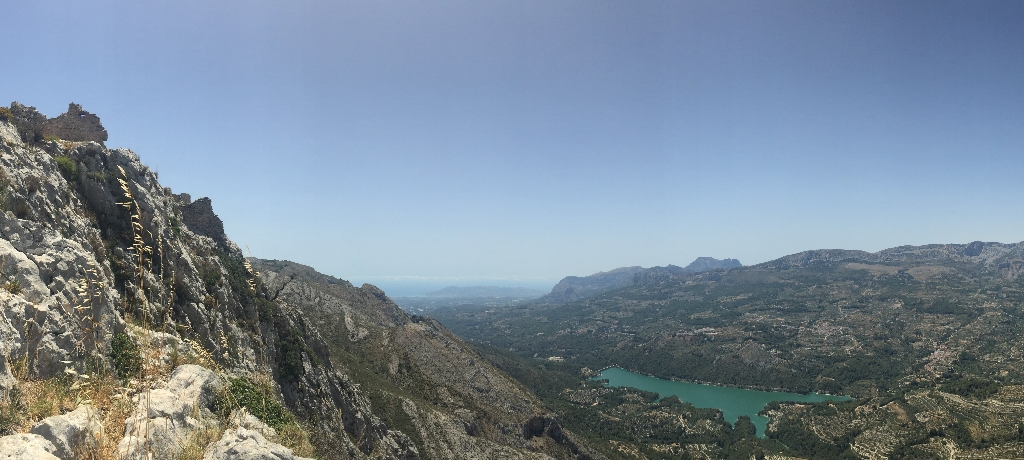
[4,1,1024,295]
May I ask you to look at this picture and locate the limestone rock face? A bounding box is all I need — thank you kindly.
[0,133,125,380]
[0,121,20,146]
[182,197,228,248]
[0,433,60,459]
[29,405,103,460]
[119,388,202,459]
[7,102,47,144]
[166,364,224,416]
[203,427,313,460]
[118,365,224,459]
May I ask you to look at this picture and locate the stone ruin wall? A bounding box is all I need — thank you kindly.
[6,102,108,143]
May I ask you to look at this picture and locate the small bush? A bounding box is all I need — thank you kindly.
[217,376,293,429]
[198,264,222,294]
[25,175,41,194]
[2,279,22,295]
[168,214,182,237]
[109,333,142,381]
[11,199,31,219]
[0,107,12,122]
[18,378,76,428]
[0,168,9,212]
[54,156,78,180]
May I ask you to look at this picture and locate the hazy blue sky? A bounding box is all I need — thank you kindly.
[4,1,1023,295]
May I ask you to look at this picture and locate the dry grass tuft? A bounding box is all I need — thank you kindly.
[16,378,77,430]
[176,424,225,460]
[275,421,317,458]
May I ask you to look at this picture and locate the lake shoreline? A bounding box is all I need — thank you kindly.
[595,367,851,437]
[594,365,844,396]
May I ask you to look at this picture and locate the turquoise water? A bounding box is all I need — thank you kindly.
[596,367,850,437]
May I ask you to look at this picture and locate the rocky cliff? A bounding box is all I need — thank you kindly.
[0,104,594,459]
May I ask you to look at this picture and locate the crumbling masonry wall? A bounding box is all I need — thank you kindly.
[7,102,108,143]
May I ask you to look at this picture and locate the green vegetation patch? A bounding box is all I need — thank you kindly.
[109,332,142,381]
[218,376,293,429]
[54,156,79,181]
[940,375,1000,399]
[768,417,859,459]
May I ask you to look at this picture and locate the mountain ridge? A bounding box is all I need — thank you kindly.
[537,257,741,303]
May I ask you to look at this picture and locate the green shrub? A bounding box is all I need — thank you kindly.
[198,264,222,294]
[54,156,78,181]
[110,333,142,381]
[217,376,293,429]
[0,107,12,122]
[168,213,182,237]
[11,200,31,219]
[277,324,313,382]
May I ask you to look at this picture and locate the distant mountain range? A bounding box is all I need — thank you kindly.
[537,256,741,303]
[424,285,546,298]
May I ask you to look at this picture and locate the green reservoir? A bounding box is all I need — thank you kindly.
[596,367,850,437]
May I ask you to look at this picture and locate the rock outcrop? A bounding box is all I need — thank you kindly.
[0,433,59,459]
[118,365,224,459]
[181,197,229,248]
[30,405,103,460]
[203,427,313,460]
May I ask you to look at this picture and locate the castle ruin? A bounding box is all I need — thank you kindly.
[6,102,108,144]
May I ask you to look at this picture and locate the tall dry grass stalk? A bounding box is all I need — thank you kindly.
[117,165,159,459]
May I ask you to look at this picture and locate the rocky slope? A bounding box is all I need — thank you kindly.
[0,103,595,459]
[253,259,601,460]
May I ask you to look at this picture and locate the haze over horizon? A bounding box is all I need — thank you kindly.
[4,1,1023,289]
